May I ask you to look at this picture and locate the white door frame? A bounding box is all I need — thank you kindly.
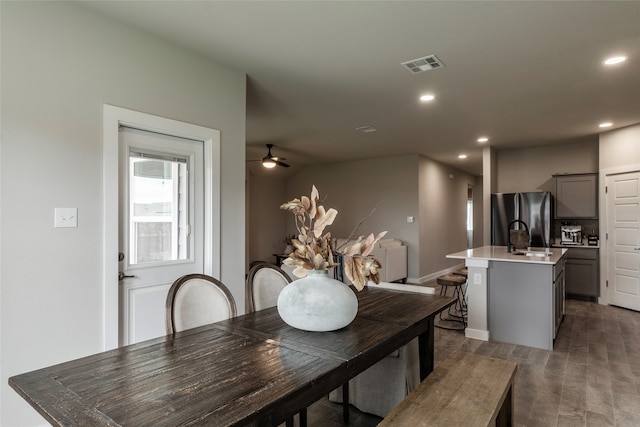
[599,163,640,306]
[103,105,220,350]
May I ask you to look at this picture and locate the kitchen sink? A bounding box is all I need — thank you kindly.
[512,250,553,257]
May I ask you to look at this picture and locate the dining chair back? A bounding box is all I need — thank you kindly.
[165,274,237,334]
[245,263,305,427]
[245,262,291,312]
[329,281,436,418]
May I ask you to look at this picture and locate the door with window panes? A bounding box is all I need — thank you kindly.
[119,126,204,345]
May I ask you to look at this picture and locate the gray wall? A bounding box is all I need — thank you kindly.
[419,157,481,281]
[285,156,421,279]
[1,2,246,425]
[600,123,640,169]
[248,132,633,283]
[496,138,599,194]
[247,173,288,266]
[251,155,481,283]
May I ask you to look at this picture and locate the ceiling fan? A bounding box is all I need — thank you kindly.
[250,144,290,168]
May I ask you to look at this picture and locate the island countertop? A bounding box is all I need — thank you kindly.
[446,245,568,350]
[447,245,567,265]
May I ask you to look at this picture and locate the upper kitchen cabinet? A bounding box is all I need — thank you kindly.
[554,173,598,219]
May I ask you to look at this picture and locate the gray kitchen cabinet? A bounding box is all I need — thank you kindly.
[565,247,599,298]
[554,173,598,219]
[488,253,566,350]
[553,256,565,338]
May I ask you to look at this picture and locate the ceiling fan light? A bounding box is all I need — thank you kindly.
[262,159,277,168]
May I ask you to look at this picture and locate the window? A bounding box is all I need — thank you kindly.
[128,152,189,265]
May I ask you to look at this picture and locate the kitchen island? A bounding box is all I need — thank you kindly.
[447,245,567,350]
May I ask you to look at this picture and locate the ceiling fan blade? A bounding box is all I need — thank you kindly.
[276,160,290,168]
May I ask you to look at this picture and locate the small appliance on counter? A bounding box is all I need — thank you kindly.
[587,226,599,246]
[561,225,582,245]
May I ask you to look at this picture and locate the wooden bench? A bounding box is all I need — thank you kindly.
[378,351,517,427]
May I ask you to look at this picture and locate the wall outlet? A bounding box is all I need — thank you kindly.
[473,273,482,285]
[54,208,78,228]
[407,216,415,223]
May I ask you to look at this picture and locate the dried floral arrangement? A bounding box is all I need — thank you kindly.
[280,185,387,290]
[283,234,297,245]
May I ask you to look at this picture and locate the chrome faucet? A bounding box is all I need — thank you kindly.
[507,219,530,253]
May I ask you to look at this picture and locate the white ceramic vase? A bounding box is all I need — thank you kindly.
[277,269,358,332]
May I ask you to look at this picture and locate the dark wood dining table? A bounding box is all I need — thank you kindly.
[10,286,454,426]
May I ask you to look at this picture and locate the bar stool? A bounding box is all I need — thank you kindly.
[452,268,468,312]
[435,274,467,331]
[453,267,468,278]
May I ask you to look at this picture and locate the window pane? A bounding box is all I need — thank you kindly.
[129,156,188,265]
[134,222,173,263]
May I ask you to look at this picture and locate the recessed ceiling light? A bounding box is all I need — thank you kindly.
[599,122,613,128]
[458,154,467,159]
[420,94,435,102]
[355,126,377,133]
[477,137,489,143]
[604,56,627,65]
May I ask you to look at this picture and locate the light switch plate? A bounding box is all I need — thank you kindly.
[54,208,78,228]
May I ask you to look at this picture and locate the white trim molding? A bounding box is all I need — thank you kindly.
[411,263,467,284]
[599,163,640,306]
[102,105,220,350]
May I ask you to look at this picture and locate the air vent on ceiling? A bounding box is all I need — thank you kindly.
[401,55,445,74]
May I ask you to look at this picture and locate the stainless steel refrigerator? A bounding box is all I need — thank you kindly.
[491,192,552,248]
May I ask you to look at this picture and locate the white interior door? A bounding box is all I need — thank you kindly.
[119,127,204,344]
[607,171,640,311]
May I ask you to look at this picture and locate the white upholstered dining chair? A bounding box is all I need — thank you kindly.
[329,281,435,418]
[245,262,291,312]
[245,263,306,427]
[165,274,237,334]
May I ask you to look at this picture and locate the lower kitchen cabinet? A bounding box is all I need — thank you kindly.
[554,260,565,338]
[565,247,599,299]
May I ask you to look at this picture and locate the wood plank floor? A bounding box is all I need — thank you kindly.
[294,298,640,427]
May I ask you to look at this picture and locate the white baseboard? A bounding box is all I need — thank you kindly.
[409,263,466,284]
[465,328,490,341]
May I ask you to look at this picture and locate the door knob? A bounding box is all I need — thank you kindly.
[118,272,136,281]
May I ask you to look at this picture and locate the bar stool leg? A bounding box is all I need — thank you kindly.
[447,285,467,327]
[439,282,452,322]
[436,274,467,330]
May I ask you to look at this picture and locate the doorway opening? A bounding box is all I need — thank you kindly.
[605,169,640,312]
[118,126,204,345]
[103,105,220,349]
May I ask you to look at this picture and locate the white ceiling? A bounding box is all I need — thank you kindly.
[81,1,640,176]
